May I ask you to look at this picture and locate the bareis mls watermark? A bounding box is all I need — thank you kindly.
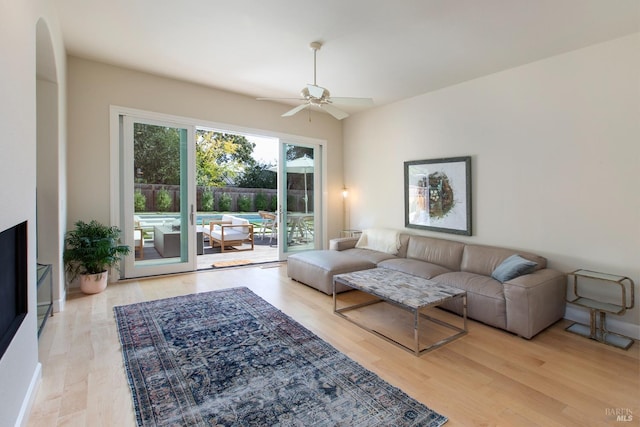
[606,408,633,422]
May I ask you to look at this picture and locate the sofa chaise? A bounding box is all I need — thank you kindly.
[287,230,566,339]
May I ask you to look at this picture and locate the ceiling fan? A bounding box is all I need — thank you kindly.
[258,41,374,120]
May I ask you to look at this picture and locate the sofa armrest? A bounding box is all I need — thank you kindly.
[329,237,359,251]
[503,269,566,339]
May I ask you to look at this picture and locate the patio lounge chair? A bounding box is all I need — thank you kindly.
[258,211,278,244]
[206,214,254,252]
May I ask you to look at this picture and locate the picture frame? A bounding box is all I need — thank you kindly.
[404,156,472,235]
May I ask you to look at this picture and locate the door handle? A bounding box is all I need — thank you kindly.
[190,204,194,226]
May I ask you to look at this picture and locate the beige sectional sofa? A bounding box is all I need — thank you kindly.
[287,232,566,339]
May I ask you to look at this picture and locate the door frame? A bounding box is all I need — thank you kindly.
[116,113,197,278]
[109,106,328,274]
[277,141,323,260]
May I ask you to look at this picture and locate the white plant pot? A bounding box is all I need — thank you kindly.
[79,271,109,294]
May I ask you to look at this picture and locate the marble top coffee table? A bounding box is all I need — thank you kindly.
[333,268,467,355]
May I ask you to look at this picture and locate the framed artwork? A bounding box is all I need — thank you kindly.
[404,156,472,235]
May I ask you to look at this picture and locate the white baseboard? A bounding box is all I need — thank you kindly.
[565,306,639,340]
[15,362,41,427]
[53,287,67,313]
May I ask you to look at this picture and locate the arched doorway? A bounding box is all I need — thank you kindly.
[36,19,64,313]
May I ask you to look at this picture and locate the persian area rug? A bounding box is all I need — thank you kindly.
[114,287,448,427]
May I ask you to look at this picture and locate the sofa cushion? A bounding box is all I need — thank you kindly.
[355,228,401,255]
[491,254,538,283]
[405,235,465,271]
[330,237,359,251]
[289,250,375,273]
[461,244,547,277]
[435,271,507,329]
[378,258,451,279]
[341,248,398,264]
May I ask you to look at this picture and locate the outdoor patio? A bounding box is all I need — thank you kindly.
[134,213,314,270]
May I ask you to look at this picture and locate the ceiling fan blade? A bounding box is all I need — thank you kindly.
[282,103,309,117]
[321,103,349,120]
[329,97,374,106]
[306,84,325,99]
[268,43,373,121]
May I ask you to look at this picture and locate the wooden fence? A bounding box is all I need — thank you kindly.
[134,184,313,213]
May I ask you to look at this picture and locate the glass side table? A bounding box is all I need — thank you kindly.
[565,269,635,350]
[37,263,53,337]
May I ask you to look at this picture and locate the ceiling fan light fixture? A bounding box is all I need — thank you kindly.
[258,40,373,120]
[309,41,322,51]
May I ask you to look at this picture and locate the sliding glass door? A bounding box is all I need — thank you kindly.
[278,141,321,259]
[112,108,326,274]
[121,116,196,278]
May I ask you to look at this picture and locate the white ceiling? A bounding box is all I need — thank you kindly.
[53,0,639,115]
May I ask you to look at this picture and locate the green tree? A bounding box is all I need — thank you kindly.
[235,161,277,189]
[134,126,259,188]
[156,189,172,212]
[196,131,256,187]
[237,195,251,212]
[134,124,181,185]
[255,192,268,211]
[134,190,146,212]
[218,193,231,211]
[201,188,213,211]
[286,145,313,161]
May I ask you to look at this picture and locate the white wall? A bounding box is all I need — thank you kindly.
[0,1,67,426]
[66,57,344,242]
[344,34,640,338]
[37,77,66,313]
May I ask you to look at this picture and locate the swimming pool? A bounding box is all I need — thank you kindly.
[198,213,262,223]
[135,213,264,225]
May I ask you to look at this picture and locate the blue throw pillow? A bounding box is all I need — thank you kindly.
[491,254,537,282]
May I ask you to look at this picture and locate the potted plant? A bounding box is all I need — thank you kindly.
[63,220,131,294]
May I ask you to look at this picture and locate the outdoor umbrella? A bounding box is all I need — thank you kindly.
[268,155,314,213]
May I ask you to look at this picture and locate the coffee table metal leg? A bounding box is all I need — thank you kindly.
[463,294,467,330]
[414,309,420,356]
[333,280,337,312]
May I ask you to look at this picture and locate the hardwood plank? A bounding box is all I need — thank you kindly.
[27,264,639,426]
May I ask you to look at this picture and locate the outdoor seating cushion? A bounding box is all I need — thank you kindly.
[211,225,250,240]
[220,214,249,226]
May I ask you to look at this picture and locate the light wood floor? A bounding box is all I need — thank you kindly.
[28,264,639,426]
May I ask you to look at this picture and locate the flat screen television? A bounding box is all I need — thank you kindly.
[0,221,28,360]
